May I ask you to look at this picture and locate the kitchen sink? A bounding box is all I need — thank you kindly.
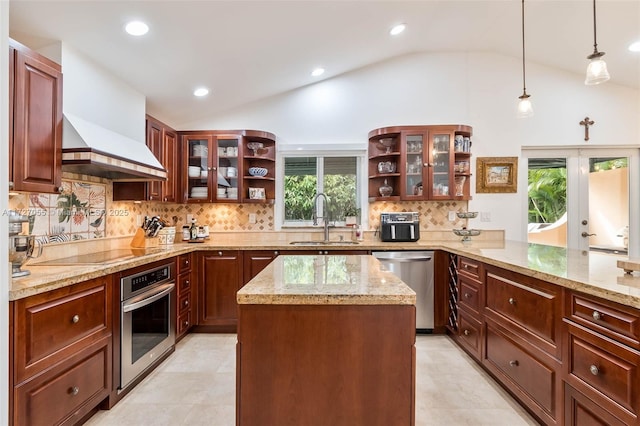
[289,241,360,246]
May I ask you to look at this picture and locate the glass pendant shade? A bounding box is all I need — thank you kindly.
[517,94,534,118]
[585,56,610,85]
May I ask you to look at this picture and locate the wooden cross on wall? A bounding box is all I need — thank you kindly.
[579,116,595,141]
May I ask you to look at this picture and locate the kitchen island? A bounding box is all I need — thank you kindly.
[236,254,417,426]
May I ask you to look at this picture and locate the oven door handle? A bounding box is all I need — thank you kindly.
[122,282,175,313]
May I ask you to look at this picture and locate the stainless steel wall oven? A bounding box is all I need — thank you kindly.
[120,262,176,390]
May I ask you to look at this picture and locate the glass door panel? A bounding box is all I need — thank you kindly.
[217,137,239,200]
[187,138,210,201]
[431,133,451,197]
[405,134,424,197]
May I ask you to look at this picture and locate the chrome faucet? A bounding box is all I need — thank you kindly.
[312,193,331,242]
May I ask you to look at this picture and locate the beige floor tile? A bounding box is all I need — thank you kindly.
[85,334,539,425]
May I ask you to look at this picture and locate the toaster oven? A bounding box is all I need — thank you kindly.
[380,212,420,242]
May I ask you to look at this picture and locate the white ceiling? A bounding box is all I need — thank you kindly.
[8,0,640,128]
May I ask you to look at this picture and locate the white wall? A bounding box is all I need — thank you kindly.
[1,2,10,423]
[60,44,146,143]
[181,51,640,241]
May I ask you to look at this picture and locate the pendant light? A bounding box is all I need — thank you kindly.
[585,0,610,85]
[517,0,533,118]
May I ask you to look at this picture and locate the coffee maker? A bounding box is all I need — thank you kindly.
[8,210,41,277]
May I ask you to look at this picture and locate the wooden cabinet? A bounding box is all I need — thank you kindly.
[11,276,112,425]
[242,250,280,285]
[9,38,63,193]
[197,250,243,331]
[176,253,195,340]
[454,256,484,361]
[113,115,179,202]
[180,130,276,204]
[367,125,472,202]
[564,291,640,425]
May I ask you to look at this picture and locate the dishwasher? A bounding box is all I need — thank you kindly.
[372,251,434,333]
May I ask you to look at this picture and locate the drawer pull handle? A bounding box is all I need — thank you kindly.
[508,298,515,305]
[184,321,189,327]
[509,360,519,367]
[185,260,189,265]
[184,300,189,307]
[590,365,599,376]
[464,293,472,299]
[185,280,190,286]
[72,315,80,324]
[592,311,602,321]
[69,386,79,396]
[463,329,470,336]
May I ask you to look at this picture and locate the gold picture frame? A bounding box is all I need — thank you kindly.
[476,157,518,193]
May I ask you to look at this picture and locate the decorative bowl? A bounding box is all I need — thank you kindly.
[248,167,268,177]
[456,212,478,219]
[452,228,481,241]
[377,138,396,154]
[247,142,264,156]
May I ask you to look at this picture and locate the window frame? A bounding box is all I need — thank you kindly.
[275,148,367,231]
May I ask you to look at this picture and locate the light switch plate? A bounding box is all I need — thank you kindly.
[448,211,456,222]
[481,212,491,222]
[249,213,257,224]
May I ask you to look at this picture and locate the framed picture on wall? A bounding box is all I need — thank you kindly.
[249,187,266,200]
[476,157,518,193]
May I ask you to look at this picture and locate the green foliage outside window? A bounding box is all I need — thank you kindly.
[284,174,358,222]
[528,168,566,224]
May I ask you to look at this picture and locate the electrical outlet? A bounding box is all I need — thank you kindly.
[136,215,142,227]
[448,211,456,222]
[186,214,194,223]
[481,212,491,222]
[249,213,257,224]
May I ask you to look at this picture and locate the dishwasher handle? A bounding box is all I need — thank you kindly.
[372,251,433,262]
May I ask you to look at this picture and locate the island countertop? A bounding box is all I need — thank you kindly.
[236,254,417,305]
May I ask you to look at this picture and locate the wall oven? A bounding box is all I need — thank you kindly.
[120,262,176,390]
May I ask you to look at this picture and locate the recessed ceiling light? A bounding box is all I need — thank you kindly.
[125,21,149,36]
[311,68,325,77]
[629,41,640,52]
[389,23,406,36]
[193,87,209,97]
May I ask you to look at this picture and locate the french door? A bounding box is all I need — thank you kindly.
[524,147,639,255]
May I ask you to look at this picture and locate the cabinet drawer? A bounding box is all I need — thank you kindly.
[459,275,482,318]
[485,322,556,416]
[178,310,192,336]
[177,254,192,274]
[178,272,192,295]
[485,268,560,356]
[564,382,631,426]
[458,257,482,281]
[178,291,192,315]
[567,291,640,349]
[14,277,111,382]
[567,322,640,416]
[458,310,482,360]
[14,341,110,426]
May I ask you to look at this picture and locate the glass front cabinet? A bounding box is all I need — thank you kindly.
[180,130,276,203]
[368,125,473,202]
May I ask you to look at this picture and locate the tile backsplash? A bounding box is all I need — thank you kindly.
[9,174,472,245]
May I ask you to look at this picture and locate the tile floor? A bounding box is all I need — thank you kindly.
[85,334,539,425]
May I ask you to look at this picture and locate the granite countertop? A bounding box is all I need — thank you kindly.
[11,235,640,309]
[236,254,416,305]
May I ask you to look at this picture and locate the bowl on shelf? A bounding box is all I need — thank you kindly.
[248,167,268,177]
[456,212,478,219]
[377,138,395,154]
[188,166,201,178]
[247,142,264,156]
[452,228,481,242]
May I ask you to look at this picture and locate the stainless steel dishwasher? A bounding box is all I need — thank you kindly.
[372,251,434,333]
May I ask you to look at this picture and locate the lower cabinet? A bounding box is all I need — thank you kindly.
[10,276,113,425]
[197,250,243,332]
[242,250,280,285]
[176,253,194,341]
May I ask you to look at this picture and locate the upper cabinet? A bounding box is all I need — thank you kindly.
[180,130,276,204]
[368,125,473,202]
[9,39,63,194]
[113,115,179,202]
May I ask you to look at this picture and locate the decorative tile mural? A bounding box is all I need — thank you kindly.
[10,179,107,244]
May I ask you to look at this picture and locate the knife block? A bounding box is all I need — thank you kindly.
[130,228,159,249]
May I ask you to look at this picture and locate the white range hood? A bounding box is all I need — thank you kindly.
[62,113,167,181]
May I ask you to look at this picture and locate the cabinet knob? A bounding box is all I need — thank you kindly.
[184,321,189,327]
[185,280,190,286]
[218,251,223,256]
[57,187,64,193]
[464,293,471,299]
[423,163,429,168]
[149,196,154,200]
[509,360,519,367]
[590,365,599,376]
[463,329,470,336]
[274,251,279,256]
[69,386,79,396]
[211,167,217,171]
[592,310,602,321]
[8,181,14,190]
[72,315,80,324]
[164,197,167,202]
[184,300,189,307]
[185,260,189,265]
[508,297,515,305]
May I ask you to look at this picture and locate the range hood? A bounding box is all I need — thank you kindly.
[61,113,167,181]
